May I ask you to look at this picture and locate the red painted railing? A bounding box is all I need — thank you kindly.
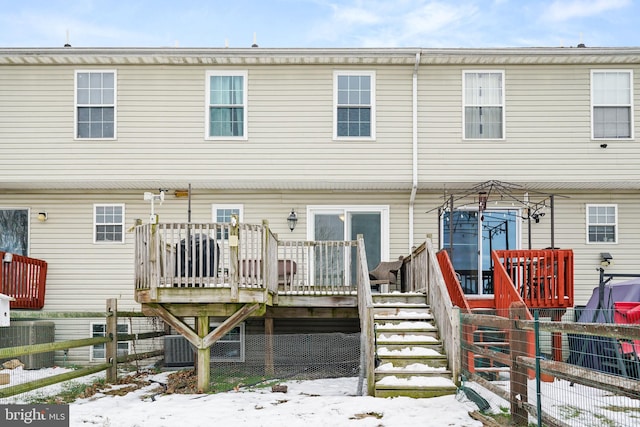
[0,251,48,309]
[436,250,471,312]
[494,249,574,310]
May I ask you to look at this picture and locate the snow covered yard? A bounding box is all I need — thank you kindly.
[2,368,484,426]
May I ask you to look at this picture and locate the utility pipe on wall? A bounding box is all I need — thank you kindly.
[409,51,421,251]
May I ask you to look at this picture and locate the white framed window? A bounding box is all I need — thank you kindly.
[206,71,248,139]
[463,71,505,139]
[75,70,116,139]
[591,70,633,139]
[334,71,375,139]
[94,204,125,244]
[209,321,245,362]
[212,204,243,240]
[90,322,130,361]
[586,204,618,244]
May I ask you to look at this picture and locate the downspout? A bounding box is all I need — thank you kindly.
[409,51,421,251]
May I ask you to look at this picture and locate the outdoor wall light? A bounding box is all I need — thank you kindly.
[287,209,298,232]
[600,252,613,267]
[37,212,48,222]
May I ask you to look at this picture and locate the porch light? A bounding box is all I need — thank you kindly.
[37,212,48,222]
[287,209,298,232]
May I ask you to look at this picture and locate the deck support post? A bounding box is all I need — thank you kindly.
[265,316,274,376]
[196,315,210,393]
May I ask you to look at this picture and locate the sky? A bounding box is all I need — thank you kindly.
[0,0,638,49]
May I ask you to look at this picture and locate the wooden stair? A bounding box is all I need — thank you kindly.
[372,293,458,398]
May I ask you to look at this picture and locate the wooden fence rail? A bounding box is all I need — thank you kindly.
[460,305,640,426]
[0,299,164,399]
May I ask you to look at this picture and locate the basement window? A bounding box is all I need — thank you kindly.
[210,322,245,362]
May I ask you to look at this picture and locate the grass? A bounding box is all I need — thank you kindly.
[29,377,108,404]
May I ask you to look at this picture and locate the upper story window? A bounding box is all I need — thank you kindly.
[94,204,125,244]
[206,71,247,139]
[591,70,633,139]
[586,204,617,244]
[463,71,504,139]
[75,70,116,139]
[334,71,375,139]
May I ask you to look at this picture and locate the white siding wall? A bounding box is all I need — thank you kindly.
[418,65,640,183]
[0,64,414,185]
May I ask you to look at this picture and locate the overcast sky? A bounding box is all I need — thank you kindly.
[0,0,637,49]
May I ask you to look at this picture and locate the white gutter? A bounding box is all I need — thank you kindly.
[409,51,421,251]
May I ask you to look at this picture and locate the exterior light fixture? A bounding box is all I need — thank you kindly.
[600,252,613,267]
[37,212,48,222]
[287,209,298,232]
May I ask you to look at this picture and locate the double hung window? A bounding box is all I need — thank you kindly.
[76,71,116,139]
[207,71,247,139]
[463,71,504,139]
[334,71,375,139]
[592,70,633,139]
[586,204,617,243]
[94,204,125,243]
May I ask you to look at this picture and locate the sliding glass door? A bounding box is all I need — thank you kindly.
[442,209,519,295]
[309,206,388,285]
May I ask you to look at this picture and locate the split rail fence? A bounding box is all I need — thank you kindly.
[461,303,640,427]
[0,298,164,399]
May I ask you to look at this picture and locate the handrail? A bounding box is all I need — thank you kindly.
[435,249,471,312]
[355,235,375,396]
[492,251,533,320]
[0,251,48,309]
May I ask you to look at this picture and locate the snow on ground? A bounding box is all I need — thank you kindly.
[2,369,484,427]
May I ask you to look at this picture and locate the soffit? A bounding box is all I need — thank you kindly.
[1,47,639,66]
[1,178,639,192]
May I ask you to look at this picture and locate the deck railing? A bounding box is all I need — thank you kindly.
[134,222,359,295]
[494,249,574,310]
[0,251,48,310]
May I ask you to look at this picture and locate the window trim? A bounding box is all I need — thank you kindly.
[462,70,506,140]
[90,322,131,362]
[211,204,244,223]
[93,203,126,244]
[333,70,376,140]
[586,203,618,244]
[205,70,248,141]
[74,69,117,140]
[590,69,634,140]
[209,321,245,362]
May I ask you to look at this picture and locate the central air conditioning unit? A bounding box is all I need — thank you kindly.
[0,320,55,369]
[164,335,195,367]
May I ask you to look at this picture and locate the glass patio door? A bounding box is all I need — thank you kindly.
[310,207,387,285]
[442,209,518,295]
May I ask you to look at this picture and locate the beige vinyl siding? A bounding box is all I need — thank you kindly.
[0,64,413,187]
[418,65,640,185]
[2,190,412,312]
